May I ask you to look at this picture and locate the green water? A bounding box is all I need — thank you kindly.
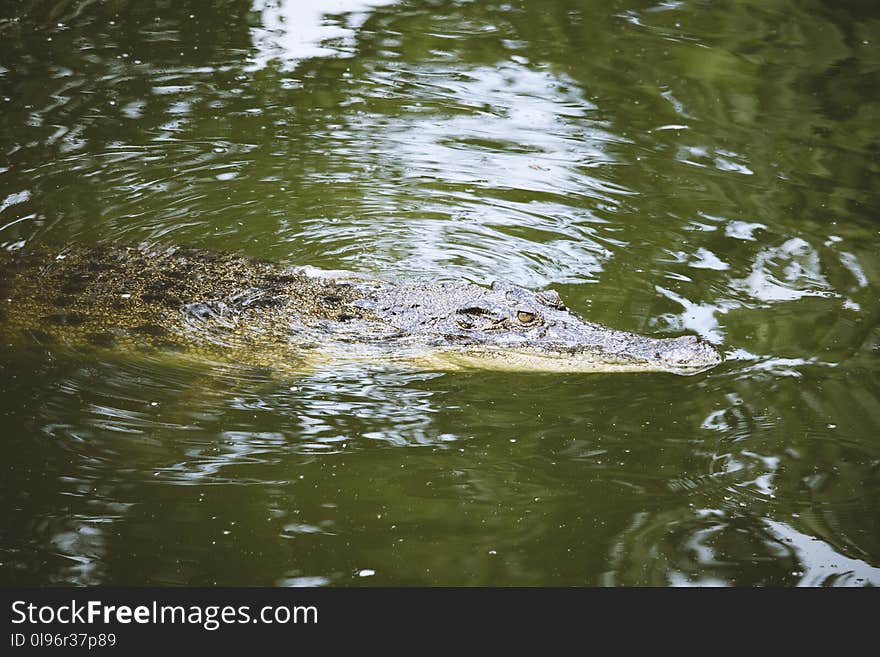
[1,0,878,586]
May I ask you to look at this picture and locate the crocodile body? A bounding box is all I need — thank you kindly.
[0,243,722,374]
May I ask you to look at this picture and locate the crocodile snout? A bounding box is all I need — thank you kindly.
[658,335,722,372]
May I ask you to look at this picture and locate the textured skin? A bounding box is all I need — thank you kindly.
[0,243,722,374]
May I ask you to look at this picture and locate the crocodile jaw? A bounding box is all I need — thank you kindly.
[419,337,723,375]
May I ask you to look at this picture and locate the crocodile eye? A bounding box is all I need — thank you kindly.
[536,290,565,310]
[516,310,537,324]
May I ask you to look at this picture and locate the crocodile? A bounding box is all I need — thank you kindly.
[0,243,722,375]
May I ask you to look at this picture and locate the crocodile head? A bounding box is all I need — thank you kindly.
[382,280,723,375]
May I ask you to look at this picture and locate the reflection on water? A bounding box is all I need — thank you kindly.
[249,0,398,70]
[1,0,879,585]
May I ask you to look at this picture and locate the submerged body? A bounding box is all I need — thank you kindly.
[0,243,721,375]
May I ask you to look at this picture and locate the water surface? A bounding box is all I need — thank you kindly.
[1,0,879,586]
